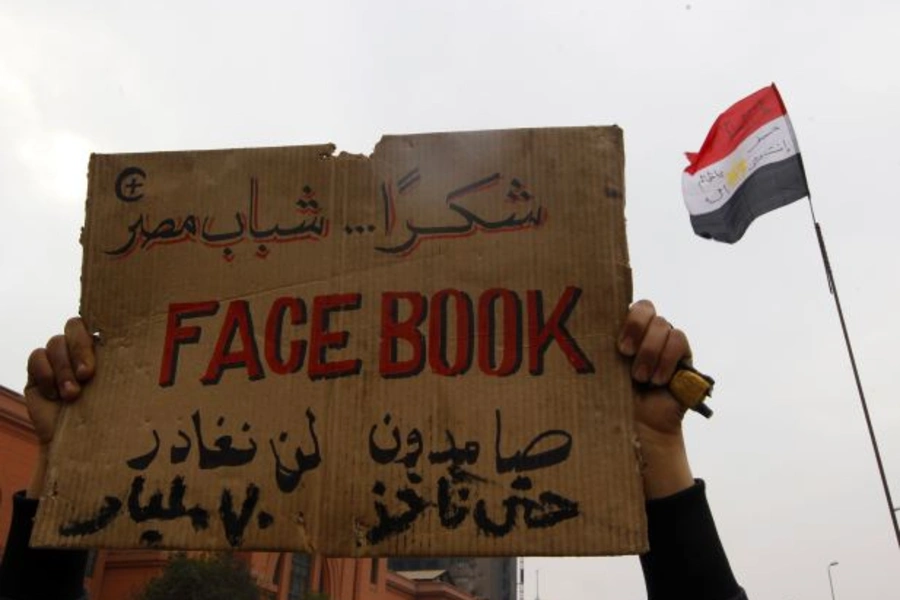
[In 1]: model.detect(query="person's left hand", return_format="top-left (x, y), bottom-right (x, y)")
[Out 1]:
top-left (617, 300), bottom-right (695, 499)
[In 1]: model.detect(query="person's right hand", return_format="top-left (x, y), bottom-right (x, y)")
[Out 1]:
top-left (23, 317), bottom-right (95, 497)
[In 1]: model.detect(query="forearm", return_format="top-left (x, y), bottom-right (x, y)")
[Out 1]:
top-left (1, 450), bottom-right (88, 599)
top-left (640, 480), bottom-right (746, 600)
top-left (0, 492), bottom-right (88, 600)
top-left (638, 426), bottom-right (694, 500)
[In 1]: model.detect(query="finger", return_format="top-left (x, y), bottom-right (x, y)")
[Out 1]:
top-left (618, 299), bottom-right (656, 356)
top-left (632, 316), bottom-right (671, 383)
top-left (26, 349), bottom-right (58, 400)
top-left (64, 317), bottom-right (95, 381)
top-left (651, 327), bottom-right (692, 385)
top-left (46, 335), bottom-right (80, 401)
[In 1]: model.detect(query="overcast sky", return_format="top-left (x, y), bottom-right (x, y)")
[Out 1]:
top-left (2, 1), bottom-right (899, 598)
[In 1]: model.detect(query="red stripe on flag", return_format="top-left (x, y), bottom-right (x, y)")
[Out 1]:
top-left (684, 84), bottom-right (788, 175)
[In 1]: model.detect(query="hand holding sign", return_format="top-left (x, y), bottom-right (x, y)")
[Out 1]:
top-left (617, 300), bottom-right (696, 500)
top-left (24, 318), bottom-right (96, 498)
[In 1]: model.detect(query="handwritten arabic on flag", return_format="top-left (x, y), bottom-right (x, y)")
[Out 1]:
top-left (682, 84), bottom-right (810, 243)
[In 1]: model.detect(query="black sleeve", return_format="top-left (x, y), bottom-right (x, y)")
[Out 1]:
top-left (0, 492), bottom-right (88, 600)
top-left (640, 480), bottom-right (747, 600)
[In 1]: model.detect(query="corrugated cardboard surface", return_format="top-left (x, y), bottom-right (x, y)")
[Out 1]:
top-left (33, 127), bottom-right (646, 555)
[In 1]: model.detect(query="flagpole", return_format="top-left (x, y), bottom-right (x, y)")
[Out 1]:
top-left (806, 196), bottom-right (900, 551)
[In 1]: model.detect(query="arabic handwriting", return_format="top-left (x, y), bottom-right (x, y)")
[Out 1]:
top-left (368, 413), bottom-right (402, 464)
top-left (436, 475), bottom-right (470, 529)
top-left (368, 414), bottom-right (428, 485)
top-left (62, 475), bottom-right (277, 547)
top-left (703, 186), bottom-right (727, 205)
top-left (107, 170), bottom-right (547, 260)
top-left (745, 125), bottom-right (782, 154)
top-left (364, 409), bottom-right (579, 544)
top-left (365, 482), bottom-right (430, 545)
top-left (381, 168), bottom-right (421, 236)
top-left (494, 409), bottom-right (572, 473)
top-left (219, 483), bottom-right (261, 547)
top-left (505, 178), bottom-right (534, 204)
top-left (295, 185), bottom-right (321, 215)
top-left (381, 182), bottom-right (397, 235)
top-left (257, 511), bottom-right (275, 529)
top-left (122, 409), bottom-right (323, 496)
top-left (699, 169), bottom-right (725, 185)
top-left (472, 490), bottom-right (579, 537)
top-left (105, 178), bottom-right (330, 260)
top-left (200, 212), bottom-right (246, 244)
top-left (376, 202), bottom-right (546, 256)
top-left (171, 430), bottom-right (192, 464)
top-left (192, 411), bottom-right (258, 470)
top-left (58, 496), bottom-right (124, 537)
top-left (61, 406), bottom-right (326, 546)
top-left (269, 409), bottom-right (322, 493)
top-left (140, 530), bottom-right (163, 546)
top-left (397, 167), bottom-right (421, 194)
top-left (127, 475), bottom-right (210, 531)
top-left (127, 430), bottom-right (161, 471)
top-left (748, 139), bottom-right (790, 171)
top-left (699, 124), bottom-right (795, 204)
top-left (375, 173), bottom-right (546, 256)
top-left (428, 429), bottom-right (480, 466)
top-left (399, 429), bottom-right (424, 469)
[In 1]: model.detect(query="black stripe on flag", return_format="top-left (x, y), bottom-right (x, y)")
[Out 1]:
top-left (690, 154), bottom-right (809, 243)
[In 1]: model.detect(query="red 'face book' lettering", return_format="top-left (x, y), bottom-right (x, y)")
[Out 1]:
top-left (159, 287), bottom-right (592, 386)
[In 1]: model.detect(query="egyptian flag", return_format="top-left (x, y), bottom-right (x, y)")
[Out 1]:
top-left (682, 84), bottom-right (809, 243)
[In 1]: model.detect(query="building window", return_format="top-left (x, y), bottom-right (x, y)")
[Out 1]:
top-left (370, 557), bottom-right (380, 585)
top-left (288, 554), bottom-right (310, 600)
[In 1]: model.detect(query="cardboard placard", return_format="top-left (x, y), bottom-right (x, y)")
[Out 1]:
top-left (33, 127), bottom-right (645, 556)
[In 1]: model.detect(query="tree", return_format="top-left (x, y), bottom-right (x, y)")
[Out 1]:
top-left (133, 552), bottom-right (260, 600)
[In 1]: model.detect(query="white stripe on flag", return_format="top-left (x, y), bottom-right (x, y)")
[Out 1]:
top-left (682, 115), bottom-right (801, 216)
